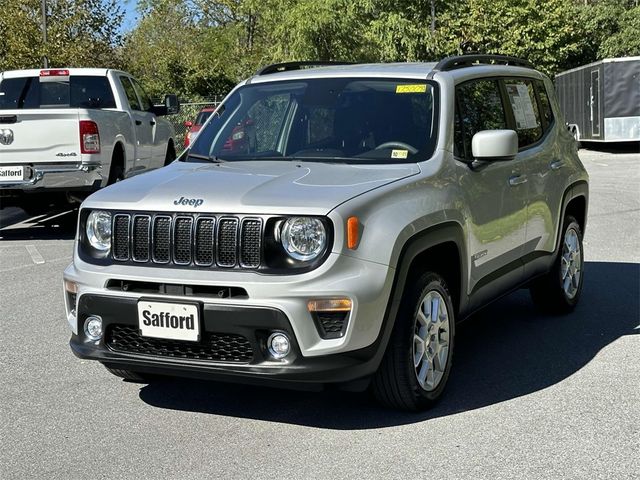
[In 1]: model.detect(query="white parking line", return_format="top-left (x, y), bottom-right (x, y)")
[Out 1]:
top-left (25, 245), bottom-right (45, 264)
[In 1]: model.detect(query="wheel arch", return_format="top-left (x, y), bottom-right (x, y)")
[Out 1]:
top-left (107, 141), bottom-right (126, 184)
top-left (355, 221), bottom-right (469, 378)
top-left (557, 181), bottom-right (589, 251)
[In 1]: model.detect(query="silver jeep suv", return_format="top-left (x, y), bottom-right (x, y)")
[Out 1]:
top-left (64, 55), bottom-right (589, 411)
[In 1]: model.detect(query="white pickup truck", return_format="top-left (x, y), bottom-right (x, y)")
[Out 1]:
top-left (0, 68), bottom-right (179, 207)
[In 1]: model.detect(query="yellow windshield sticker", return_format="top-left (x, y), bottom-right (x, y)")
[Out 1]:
top-left (396, 84), bottom-right (427, 94)
top-left (391, 149), bottom-right (408, 159)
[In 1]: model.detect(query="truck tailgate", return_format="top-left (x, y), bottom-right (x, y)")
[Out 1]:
top-left (0, 109), bottom-right (81, 164)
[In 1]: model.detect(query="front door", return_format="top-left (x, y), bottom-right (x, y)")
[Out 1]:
top-left (454, 78), bottom-right (527, 306)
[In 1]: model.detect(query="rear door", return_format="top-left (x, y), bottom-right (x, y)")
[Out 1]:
top-left (516, 78), bottom-right (567, 278)
top-left (130, 77), bottom-right (165, 167)
top-left (118, 75), bottom-right (152, 171)
top-left (590, 69), bottom-right (601, 138)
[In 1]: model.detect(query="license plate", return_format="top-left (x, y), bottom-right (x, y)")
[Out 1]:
top-left (138, 301), bottom-right (200, 342)
top-left (0, 166), bottom-right (24, 182)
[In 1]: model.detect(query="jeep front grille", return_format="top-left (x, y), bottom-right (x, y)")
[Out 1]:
top-left (111, 213), bottom-right (263, 269)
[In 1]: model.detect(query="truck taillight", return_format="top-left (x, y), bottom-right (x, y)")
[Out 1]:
top-left (80, 121), bottom-right (100, 154)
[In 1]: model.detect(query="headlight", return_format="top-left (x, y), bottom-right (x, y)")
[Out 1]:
top-left (280, 217), bottom-right (327, 261)
top-left (86, 210), bottom-right (112, 254)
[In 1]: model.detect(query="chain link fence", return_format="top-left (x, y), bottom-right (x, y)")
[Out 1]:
top-left (169, 98), bottom-right (224, 152)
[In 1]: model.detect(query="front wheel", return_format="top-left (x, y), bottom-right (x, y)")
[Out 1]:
top-left (530, 215), bottom-right (584, 313)
top-left (372, 272), bottom-right (455, 411)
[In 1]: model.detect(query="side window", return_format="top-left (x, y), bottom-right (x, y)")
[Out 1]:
top-left (130, 78), bottom-right (153, 111)
top-left (70, 76), bottom-right (116, 109)
top-left (454, 79), bottom-right (507, 160)
top-left (534, 79), bottom-right (554, 131)
top-left (119, 76), bottom-right (141, 111)
top-left (504, 79), bottom-right (543, 148)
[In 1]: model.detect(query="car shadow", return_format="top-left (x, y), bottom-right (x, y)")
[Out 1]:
top-left (138, 261), bottom-right (639, 429)
top-left (0, 205), bottom-right (78, 240)
top-left (580, 142), bottom-right (639, 154)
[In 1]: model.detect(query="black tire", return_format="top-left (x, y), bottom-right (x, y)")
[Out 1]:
top-left (530, 215), bottom-right (584, 313)
top-left (572, 127), bottom-right (582, 150)
top-left (107, 149), bottom-right (125, 185)
top-left (372, 272), bottom-right (455, 411)
top-left (164, 142), bottom-right (176, 166)
top-left (103, 365), bottom-right (150, 383)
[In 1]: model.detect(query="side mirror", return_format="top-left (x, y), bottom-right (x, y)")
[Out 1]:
top-left (164, 94), bottom-right (180, 115)
top-left (184, 121), bottom-right (193, 128)
top-left (471, 129), bottom-right (518, 161)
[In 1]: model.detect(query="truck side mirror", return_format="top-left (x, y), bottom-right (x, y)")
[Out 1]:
top-left (164, 94), bottom-right (180, 115)
top-left (471, 129), bottom-right (518, 161)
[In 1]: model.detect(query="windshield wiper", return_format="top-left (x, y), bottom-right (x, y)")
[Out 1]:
top-left (187, 152), bottom-right (225, 163)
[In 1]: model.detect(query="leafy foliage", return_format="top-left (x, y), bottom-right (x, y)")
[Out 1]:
top-left (1, 0), bottom-right (639, 98)
top-left (0, 0), bottom-right (124, 71)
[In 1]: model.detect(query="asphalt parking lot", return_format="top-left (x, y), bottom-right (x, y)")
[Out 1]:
top-left (1, 148), bottom-right (638, 479)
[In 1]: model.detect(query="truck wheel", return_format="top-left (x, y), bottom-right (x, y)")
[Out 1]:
top-left (572, 127), bottom-right (581, 149)
top-left (103, 365), bottom-right (151, 383)
top-left (164, 143), bottom-right (176, 166)
top-left (107, 147), bottom-right (125, 185)
top-left (530, 215), bottom-right (584, 313)
top-left (372, 272), bottom-right (455, 411)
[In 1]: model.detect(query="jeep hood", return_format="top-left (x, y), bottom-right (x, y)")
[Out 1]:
top-left (83, 160), bottom-right (420, 215)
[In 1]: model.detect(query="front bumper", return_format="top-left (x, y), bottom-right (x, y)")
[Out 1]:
top-left (70, 293), bottom-right (382, 388)
top-left (64, 251), bottom-right (396, 387)
top-left (0, 162), bottom-right (103, 192)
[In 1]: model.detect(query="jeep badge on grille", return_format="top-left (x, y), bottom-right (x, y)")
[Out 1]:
top-left (174, 196), bottom-right (204, 207)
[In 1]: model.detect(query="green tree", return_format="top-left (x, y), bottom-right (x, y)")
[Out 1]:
top-left (433, 0), bottom-right (585, 74)
top-left (598, 6), bottom-right (640, 57)
top-left (0, 0), bottom-right (124, 71)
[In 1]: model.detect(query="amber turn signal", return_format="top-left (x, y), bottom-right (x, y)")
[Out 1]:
top-left (347, 216), bottom-right (359, 249)
top-left (64, 280), bottom-right (78, 294)
top-left (307, 298), bottom-right (352, 312)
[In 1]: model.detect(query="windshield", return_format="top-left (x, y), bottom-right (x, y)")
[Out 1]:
top-left (189, 78), bottom-right (438, 163)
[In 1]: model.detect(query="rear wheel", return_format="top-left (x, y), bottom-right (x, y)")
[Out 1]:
top-left (164, 142), bottom-right (176, 166)
top-left (107, 148), bottom-right (125, 185)
top-left (572, 127), bottom-right (582, 149)
top-left (530, 215), bottom-right (584, 313)
top-left (372, 272), bottom-right (455, 411)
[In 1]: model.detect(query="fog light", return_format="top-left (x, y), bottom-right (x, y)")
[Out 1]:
top-left (268, 332), bottom-right (291, 359)
top-left (84, 316), bottom-right (103, 341)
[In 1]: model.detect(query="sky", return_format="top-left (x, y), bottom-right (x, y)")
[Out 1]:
top-left (121, 0), bottom-right (139, 33)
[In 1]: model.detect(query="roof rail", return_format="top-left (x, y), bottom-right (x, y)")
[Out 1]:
top-left (255, 61), bottom-right (355, 76)
top-left (433, 54), bottom-right (533, 72)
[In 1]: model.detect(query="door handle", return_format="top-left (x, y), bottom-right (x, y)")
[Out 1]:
top-left (150, 120), bottom-right (156, 126)
top-left (550, 160), bottom-right (565, 170)
top-left (509, 174), bottom-right (528, 187)
top-left (135, 120), bottom-right (142, 126)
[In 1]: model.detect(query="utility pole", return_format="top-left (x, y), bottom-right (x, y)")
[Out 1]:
top-left (41, 0), bottom-right (48, 68)
top-left (430, 0), bottom-right (435, 34)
